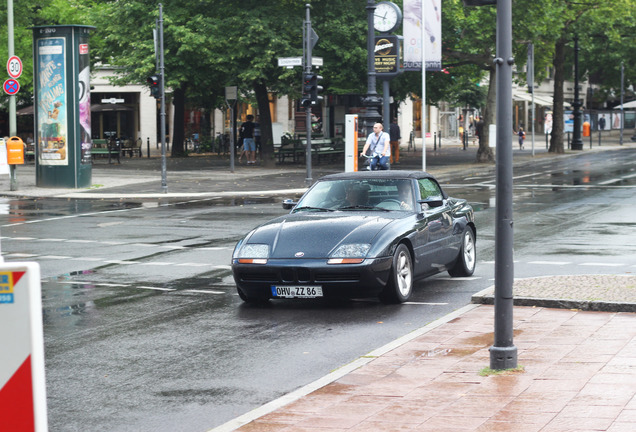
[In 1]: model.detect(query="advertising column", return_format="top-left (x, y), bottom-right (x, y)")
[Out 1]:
top-left (32, 25), bottom-right (94, 188)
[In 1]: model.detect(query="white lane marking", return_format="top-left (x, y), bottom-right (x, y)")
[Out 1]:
top-left (137, 286), bottom-right (176, 292)
top-left (4, 253), bottom-right (38, 257)
top-left (403, 302), bottom-right (448, 305)
top-left (13, 237), bottom-right (36, 240)
top-left (176, 262), bottom-right (211, 267)
top-left (183, 289), bottom-right (224, 295)
top-left (579, 262), bottom-right (625, 267)
top-left (138, 262), bottom-right (174, 266)
top-left (528, 261), bottom-right (571, 265)
top-left (65, 239), bottom-right (95, 243)
top-left (40, 255), bottom-right (72, 260)
top-left (436, 276), bottom-right (481, 281)
top-left (70, 257), bottom-right (103, 261)
top-left (104, 260), bottom-right (140, 265)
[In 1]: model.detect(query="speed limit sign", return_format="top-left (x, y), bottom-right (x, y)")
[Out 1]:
top-left (7, 56), bottom-right (22, 79)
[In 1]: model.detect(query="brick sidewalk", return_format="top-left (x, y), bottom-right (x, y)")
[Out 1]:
top-left (223, 304), bottom-right (636, 432)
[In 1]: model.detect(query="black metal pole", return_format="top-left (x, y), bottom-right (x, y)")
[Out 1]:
top-left (571, 36), bottom-right (583, 150)
top-left (362, 0), bottom-right (382, 138)
top-left (490, 0), bottom-right (517, 370)
top-left (159, 4), bottom-right (168, 192)
top-left (304, 4), bottom-right (313, 186)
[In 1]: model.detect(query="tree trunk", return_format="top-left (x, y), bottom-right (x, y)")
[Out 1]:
top-left (253, 81), bottom-right (274, 167)
top-left (476, 66), bottom-right (496, 163)
top-left (549, 37), bottom-right (566, 154)
top-left (171, 86), bottom-right (186, 157)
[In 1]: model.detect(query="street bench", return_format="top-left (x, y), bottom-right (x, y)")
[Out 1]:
top-left (92, 139), bottom-right (120, 164)
top-left (275, 138), bottom-right (345, 164)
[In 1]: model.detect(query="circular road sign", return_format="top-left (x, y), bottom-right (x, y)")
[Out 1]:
top-left (7, 56), bottom-right (22, 79)
top-left (3, 78), bottom-right (20, 95)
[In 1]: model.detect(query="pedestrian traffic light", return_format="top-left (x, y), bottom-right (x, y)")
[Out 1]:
top-left (310, 74), bottom-right (323, 104)
top-left (147, 75), bottom-right (161, 99)
top-left (301, 73), bottom-right (313, 107)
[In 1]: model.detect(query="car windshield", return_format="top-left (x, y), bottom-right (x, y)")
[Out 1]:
top-left (293, 178), bottom-right (415, 212)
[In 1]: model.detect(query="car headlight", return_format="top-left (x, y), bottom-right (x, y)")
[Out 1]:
top-left (236, 243), bottom-right (269, 264)
top-left (328, 243), bottom-right (370, 264)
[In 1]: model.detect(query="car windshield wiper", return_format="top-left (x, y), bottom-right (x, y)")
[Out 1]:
top-left (338, 205), bottom-right (390, 211)
top-left (293, 206), bottom-right (335, 212)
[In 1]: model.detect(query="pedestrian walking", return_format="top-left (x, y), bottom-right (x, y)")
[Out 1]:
top-left (389, 119), bottom-right (401, 164)
top-left (239, 114), bottom-right (256, 165)
top-left (517, 126), bottom-right (525, 150)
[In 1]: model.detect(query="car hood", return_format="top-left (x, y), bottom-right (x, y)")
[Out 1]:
top-left (244, 212), bottom-right (400, 259)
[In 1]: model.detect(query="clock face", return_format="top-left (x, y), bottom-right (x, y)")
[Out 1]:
top-left (374, 2), bottom-right (401, 33)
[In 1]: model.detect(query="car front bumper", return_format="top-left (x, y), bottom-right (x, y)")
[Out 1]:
top-left (232, 256), bottom-right (393, 299)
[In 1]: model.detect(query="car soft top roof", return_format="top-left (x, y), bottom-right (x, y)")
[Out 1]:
top-left (319, 171), bottom-right (436, 181)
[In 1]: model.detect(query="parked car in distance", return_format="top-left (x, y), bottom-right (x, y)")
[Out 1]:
top-left (232, 171), bottom-right (476, 304)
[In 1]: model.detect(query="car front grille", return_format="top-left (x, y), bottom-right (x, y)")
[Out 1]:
top-left (240, 268), bottom-right (361, 284)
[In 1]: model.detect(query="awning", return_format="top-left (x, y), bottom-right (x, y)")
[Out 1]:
top-left (90, 104), bottom-right (134, 112)
top-left (513, 92), bottom-right (553, 107)
top-left (15, 104), bottom-right (135, 116)
top-left (613, 100), bottom-right (636, 109)
top-left (17, 105), bottom-right (34, 116)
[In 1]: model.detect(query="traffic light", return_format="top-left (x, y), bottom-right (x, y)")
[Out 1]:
top-left (301, 73), bottom-right (324, 107)
top-left (310, 74), bottom-right (323, 103)
top-left (147, 75), bottom-right (161, 99)
top-left (301, 73), bottom-right (313, 107)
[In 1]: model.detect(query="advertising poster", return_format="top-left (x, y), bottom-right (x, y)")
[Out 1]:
top-left (403, 0), bottom-right (442, 71)
top-left (78, 42), bottom-right (92, 164)
top-left (36, 37), bottom-right (68, 166)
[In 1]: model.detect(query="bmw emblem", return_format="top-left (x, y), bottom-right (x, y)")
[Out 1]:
top-left (295, 251), bottom-right (305, 257)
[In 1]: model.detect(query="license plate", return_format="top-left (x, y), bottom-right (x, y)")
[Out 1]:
top-left (271, 285), bottom-right (323, 298)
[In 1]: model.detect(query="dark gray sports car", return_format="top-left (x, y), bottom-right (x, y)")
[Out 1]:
top-left (232, 171), bottom-right (476, 303)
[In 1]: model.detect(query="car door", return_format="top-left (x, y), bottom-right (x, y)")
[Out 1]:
top-left (413, 178), bottom-right (453, 273)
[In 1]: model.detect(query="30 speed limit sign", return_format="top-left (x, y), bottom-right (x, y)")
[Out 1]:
top-left (7, 56), bottom-right (22, 79)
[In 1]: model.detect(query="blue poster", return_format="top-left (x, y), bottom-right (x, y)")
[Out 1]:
top-left (36, 37), bottom-right (68, 166)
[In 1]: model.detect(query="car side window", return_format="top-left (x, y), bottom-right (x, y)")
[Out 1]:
top-left (418, 178), bottom-right (443, 201)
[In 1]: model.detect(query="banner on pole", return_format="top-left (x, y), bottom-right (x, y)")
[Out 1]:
top-left (403, 0), bottom-right (442, 71)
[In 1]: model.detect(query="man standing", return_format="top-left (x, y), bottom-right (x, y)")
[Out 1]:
top-left (239, 114), bottom-right (256, 165)
top-left (389, 118), bottom-right (401, 164)
top-left (360, 123), bottom-right (391, 170)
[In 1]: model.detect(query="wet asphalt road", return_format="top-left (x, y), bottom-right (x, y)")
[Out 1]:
top-left (1, 148), bottom-right (635, 431)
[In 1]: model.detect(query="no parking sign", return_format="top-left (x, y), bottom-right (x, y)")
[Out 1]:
top-left (0, 262), bottom-right (48, 431)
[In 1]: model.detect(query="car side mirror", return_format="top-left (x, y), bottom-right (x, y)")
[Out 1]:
top-left (282, 199), bottom-right (297, 210)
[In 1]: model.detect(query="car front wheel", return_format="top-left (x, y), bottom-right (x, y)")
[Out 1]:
top-left (380, 243), bottom-right (413, 304)
top-left (448, 227), bottom-right (476, 277)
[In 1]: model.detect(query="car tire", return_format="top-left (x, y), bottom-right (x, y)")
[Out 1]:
top-left (379, 243), bottom-right (413, 304)
top-left (448, 227), bottom-right (476, 277)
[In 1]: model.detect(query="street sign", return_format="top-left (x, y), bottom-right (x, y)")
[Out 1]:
top-left (225, 86), bottom-right (237, 101)
top-left (7, 56), bottom-right (22, 79)
top-left (3, 79), bottom-right (20, 95)
top-left (278, 57), bottom-right (302, 67)
top-left (312, 57), bottom-right (323, 67)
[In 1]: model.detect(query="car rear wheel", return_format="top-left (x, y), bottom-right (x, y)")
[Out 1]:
top-left (448, 227), bottom-right (476, 277)
top-left (380, 243), bottom-right (413, 303)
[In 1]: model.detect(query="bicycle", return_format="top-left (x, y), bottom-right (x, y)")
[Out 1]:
top-left (360, 153), bottom-right (390, 171)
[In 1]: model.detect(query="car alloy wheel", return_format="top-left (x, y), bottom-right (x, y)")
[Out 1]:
top-left (448, 227), bottom-right (476, 277)
top-left (380, 243), bottom-right (413, 303)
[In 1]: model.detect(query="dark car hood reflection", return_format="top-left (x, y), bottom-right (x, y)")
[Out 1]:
top-left (247, 213), bottom-right (403, 259)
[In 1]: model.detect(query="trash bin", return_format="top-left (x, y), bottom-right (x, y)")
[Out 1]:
top-left (7, 136), bottom-right (25, 165)
top-left (583, 121), bottom-right (591, 137)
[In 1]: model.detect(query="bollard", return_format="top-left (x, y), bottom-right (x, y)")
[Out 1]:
top-left (147, 137), bottom-right (151, 157)
top-left (598, 130), bottom-right (602, 146)
top-left (567, 131), bottom-right (571, 149)
top-left (439, 131), bottom-right (441, 149)
top-left (433, 131), bottom-right (437, 151)
top-left (546, 132), bottom-right (549, 149)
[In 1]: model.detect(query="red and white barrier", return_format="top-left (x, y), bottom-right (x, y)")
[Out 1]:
top-left (0, 262), bottom-right (48, 431)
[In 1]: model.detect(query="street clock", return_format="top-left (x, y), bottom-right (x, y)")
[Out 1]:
top-left (374, 1), bottom-right (402, 34)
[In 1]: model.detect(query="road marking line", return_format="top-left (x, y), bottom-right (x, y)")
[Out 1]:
top-left (176, 262), bottom-right (210, 267)
top-left (39, 255), bottom-right (72, 260)
top-left (579, 262), bottom-right (625, 267)
top-left (183, 289), bottom-right (224, 294)
top-left (137, 262), bottom-right (174, 266)
top-left (13, 237), bottom-right (36, 240)
top-left (403, 302), bottom-right (448, 305)
top-left (528, 261), bottom-right (571, 265)
top-left (137, 286), bottom-right (176, 292)
top-left (104, 260), bottom-right (139, 265)
top-left (70, 257), bottom-right (103, 261)
top-left (4, 253), bottom-right (38, 257)
top-left (65, 239), bottom-right (95, 243)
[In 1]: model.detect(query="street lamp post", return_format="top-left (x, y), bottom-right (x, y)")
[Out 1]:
top-left (571, 36), bottom-right (584, 151)
top-left (362, 0), bottom-right (383, 139)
